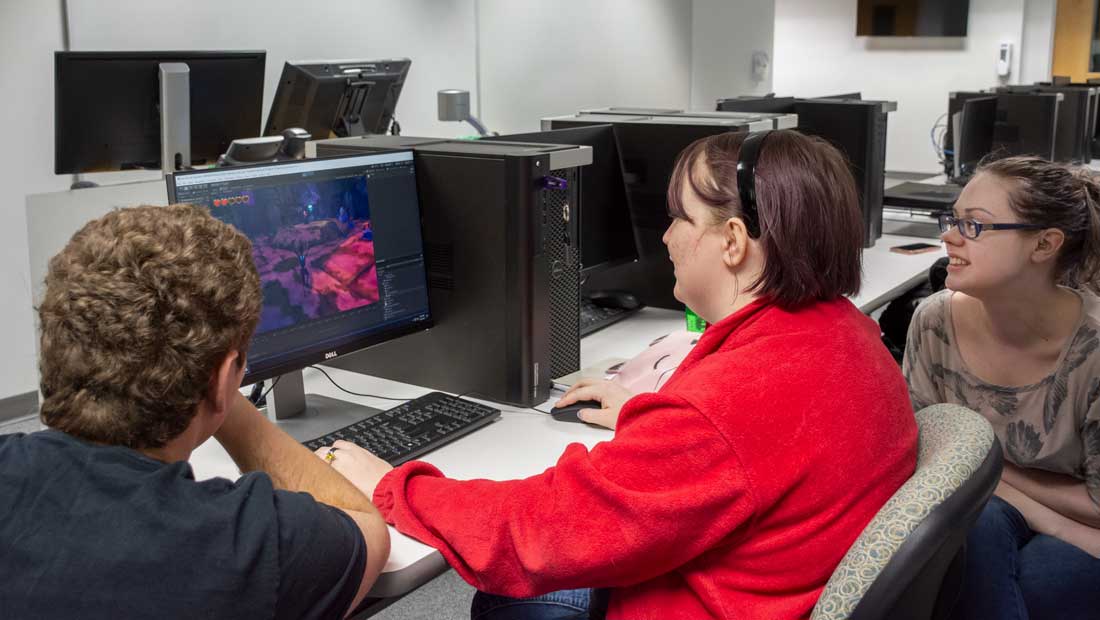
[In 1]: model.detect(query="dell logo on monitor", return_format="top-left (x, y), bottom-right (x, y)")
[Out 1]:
top-left (324, 351), bottom-right (337, 360)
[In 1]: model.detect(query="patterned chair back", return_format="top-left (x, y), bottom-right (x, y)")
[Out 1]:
top-left (811, 404), bottom-right (1002, 620)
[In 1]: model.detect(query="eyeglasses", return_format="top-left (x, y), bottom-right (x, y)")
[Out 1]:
top-left (937, 214), bottom-right (1045, 240)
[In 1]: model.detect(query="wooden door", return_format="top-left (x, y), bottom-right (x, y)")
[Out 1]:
top-left (1053, 0), bottom-right (1100, 81)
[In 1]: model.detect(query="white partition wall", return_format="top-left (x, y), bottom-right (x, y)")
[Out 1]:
top-left (691, 0), bottom-right (776, 109)
top-left (773, 0), bottom-right (1056, 174)
top-left (66, 0), bottom-right (480, 139)
top-left (476, 0), bottom-right (693, 134)
top-left (0, 1), bottom-right (66, 404)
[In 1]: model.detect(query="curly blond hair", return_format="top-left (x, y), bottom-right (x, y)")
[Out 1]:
top-left (37, 204), bottom-right (261, 449)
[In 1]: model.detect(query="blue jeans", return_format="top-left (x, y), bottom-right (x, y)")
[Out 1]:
top-left (471, 588), bottom-right (610, 620)
top-left (954, 495), bottom-right (1100, 620)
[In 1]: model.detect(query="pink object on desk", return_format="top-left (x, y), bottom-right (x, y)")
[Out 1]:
top-left (608, 329), bottom-right (701, 393)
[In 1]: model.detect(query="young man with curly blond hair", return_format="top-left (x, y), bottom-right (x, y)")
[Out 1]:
top-left (0, 205), bottom-right (389, 620)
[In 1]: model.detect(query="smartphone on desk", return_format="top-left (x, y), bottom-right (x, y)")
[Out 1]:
top-left (890, 242), bottom-right (940, 255)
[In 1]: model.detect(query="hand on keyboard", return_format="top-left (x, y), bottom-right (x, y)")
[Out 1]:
top-left (313, 440), bottom-right (393, 498)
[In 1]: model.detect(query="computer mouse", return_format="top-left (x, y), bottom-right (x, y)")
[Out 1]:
top-left (587, 290), bottom-right (641, 311)
top-left (549, 400), bottom-right (603, 424)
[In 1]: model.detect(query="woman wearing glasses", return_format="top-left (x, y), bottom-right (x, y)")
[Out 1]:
top-left (904, 156), bottom-right (1100, 620)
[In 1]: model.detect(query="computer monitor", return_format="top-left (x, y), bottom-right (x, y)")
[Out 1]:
top-left (544, 115), bottom-right (757, 309)
top-left (713, 96), bottom-right (797, 114)
top-left (1058, 83), bottom-right (1100, 159)
top-left (264, 58), bottom-right (411, 139)
top-left (482, 125), bottom-right (638, 275)
top-left (999, 85), bottom-right (1091, 162)
top-left (992, 92), bottom-right (1061, 161)
top-left (54, 51), bottom-right (266, 173)
top-left (167, 151), bottom-right (432, 418)
top-left (944, 91), bottom-right (994, 176)
top-left (953, 96), bottom-right (997, 179)
top-left (718, 96), bottom-right (891, 249)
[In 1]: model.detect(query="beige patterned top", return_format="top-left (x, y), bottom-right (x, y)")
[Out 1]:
top-left (903, 289), bottom-right (1100, 507)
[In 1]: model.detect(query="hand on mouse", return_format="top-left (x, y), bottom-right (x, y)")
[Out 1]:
top-left (555, 379), bottom-right (635, 430)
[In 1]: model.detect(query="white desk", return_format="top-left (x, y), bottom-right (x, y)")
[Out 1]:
top-left (188, 233), bottom-right (945, 604)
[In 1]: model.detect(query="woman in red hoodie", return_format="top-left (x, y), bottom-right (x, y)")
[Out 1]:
top-left (321, 130), bottom-right (918, 620)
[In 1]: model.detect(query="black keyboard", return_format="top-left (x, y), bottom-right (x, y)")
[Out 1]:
top-left (579, 297), bottom-right (639, 336)
top-left (302, 392), bottom-right (501, 465)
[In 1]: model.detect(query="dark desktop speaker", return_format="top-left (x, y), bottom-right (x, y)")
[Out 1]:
top-left (312, 136), bottom-right (589, 407)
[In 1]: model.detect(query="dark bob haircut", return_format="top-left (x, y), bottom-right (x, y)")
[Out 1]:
top-left (666, 130), bottom-right (864, 309)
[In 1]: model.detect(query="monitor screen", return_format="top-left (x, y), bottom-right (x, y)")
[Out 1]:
top-left (992, 93), bottom-right (1060, 161)
top-left (483, 125), bottom-right (638, 274)
top-left (168, 152), bottom-right (432, 384)
top-left (956, 96), bottom-right (997, 177)
top-left (55, 51), bottom-right (266, 173)
top-left (264, 58), bottom-right (411, 139)
top-left (856, 0), bottom-right (970, 36)
top-left (719, 97), bottom-right (886, 245)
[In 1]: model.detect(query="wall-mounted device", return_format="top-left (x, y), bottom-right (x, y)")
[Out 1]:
top-left (751, 51), bottom-right (770, 83)
top-left (997, 42), bottom-right (1012, 78)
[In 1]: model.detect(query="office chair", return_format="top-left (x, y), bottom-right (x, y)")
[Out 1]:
top-left (811, 404), bottom-right (1003, 620)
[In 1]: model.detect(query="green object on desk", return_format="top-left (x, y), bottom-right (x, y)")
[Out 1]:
top-left (685, 307), bottom-right (707, 333)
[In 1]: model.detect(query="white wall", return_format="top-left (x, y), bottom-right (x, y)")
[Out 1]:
top-left (1021, 0), bottom-right (1057, 84)
top-left (774, 0), bottom-right (1052, 173)
top-left (477, 0), bottom-right (693, 134)
top-left (0, 1), bottom-right (67, 402)
top-left (690, 0), bottom-right (775, 109)
top-left (66, 0), bottom-right (480, 140)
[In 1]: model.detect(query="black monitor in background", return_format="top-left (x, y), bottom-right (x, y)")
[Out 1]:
top-left (718, 96), bottom-right (890, 250)
top-left (944, 91), bottom-right (994, 176)
top-left (1039, 83), bottom-right (1098, 160)
top-left (482, 125), bottom-right (638, 275)
top-left (713, 96), bottom-right (797, 114)
top-left (167, 151), bottom-right (432, 418)
top-left (264, 58), bottom-right (411, 139)
top-left (55, 50), bottom-right (265, 173)
top-left (954, 96), bottom-right (997, 179)
top-left (1044, 87), bottom-right (1091, 162)
top-left (992, 92), bottom-right (1061, 161)
top-left (544, 115), bottom-right (761, 309)
top-left (999, 85), bottom-right (1091, 162)
top-left (857, 0), bottom-right (970, 36)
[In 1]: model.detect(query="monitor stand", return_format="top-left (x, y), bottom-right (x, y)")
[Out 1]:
top-left (264, 369), bottom-right (383, 442)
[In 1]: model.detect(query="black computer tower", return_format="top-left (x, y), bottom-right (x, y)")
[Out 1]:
top-left (717, 96), bottom-right (894, 250)
top-left (312, 136), bottom-right (591, 407)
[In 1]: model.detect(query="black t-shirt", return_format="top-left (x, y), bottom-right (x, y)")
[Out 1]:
top-left (0, 430), bottom-right (366, 619)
